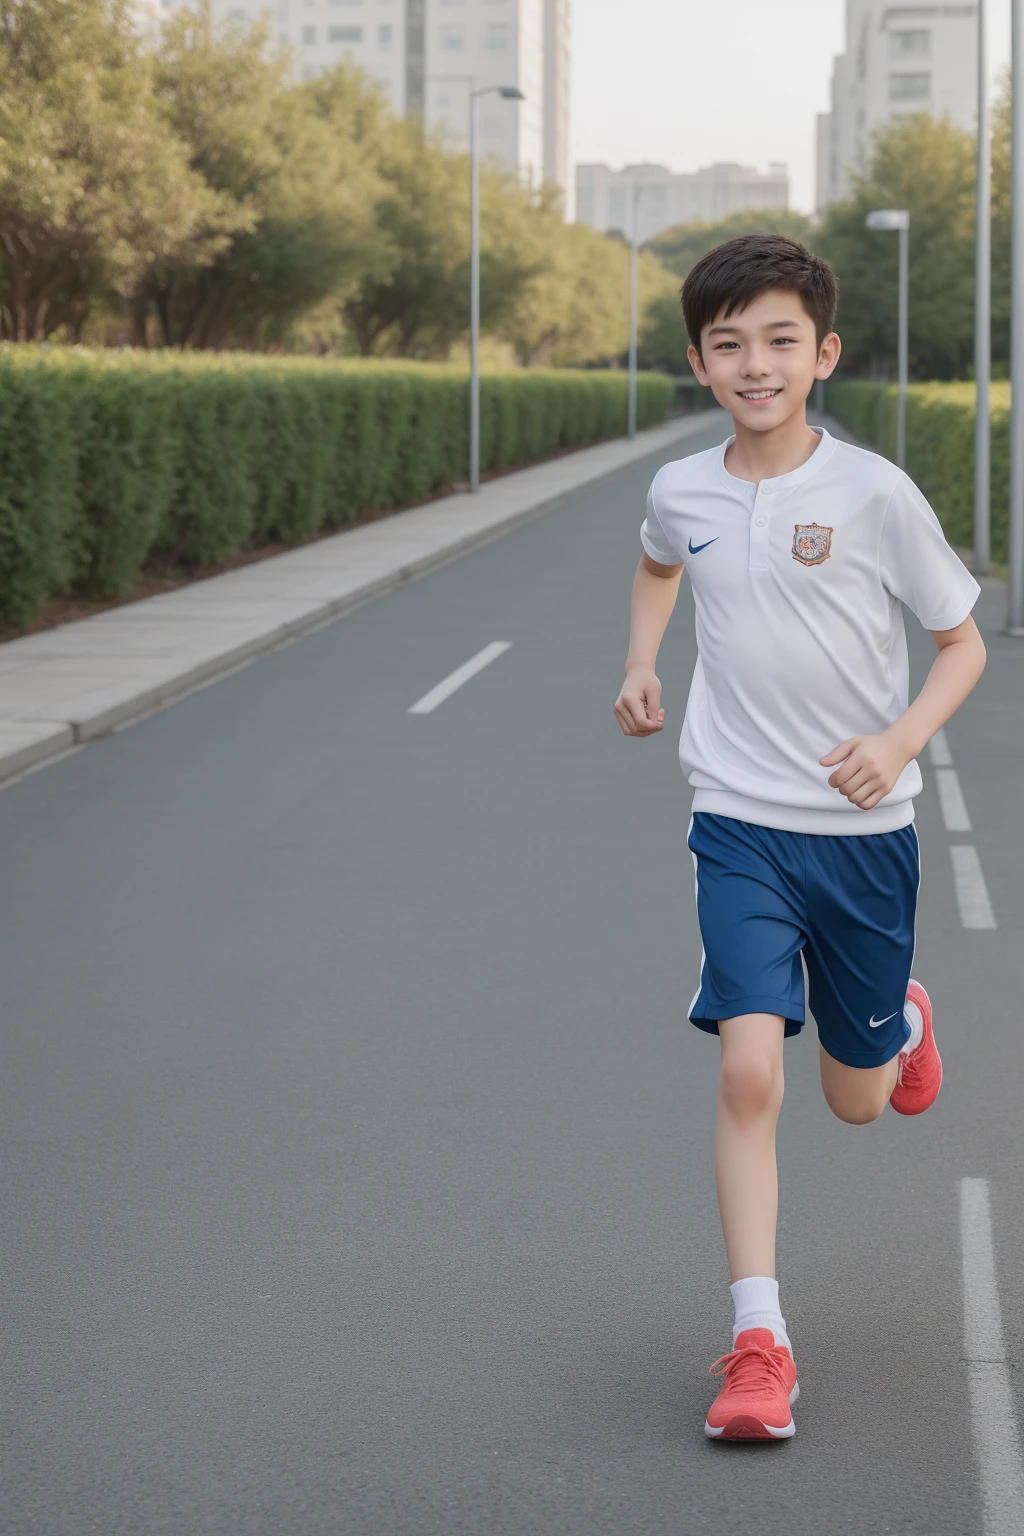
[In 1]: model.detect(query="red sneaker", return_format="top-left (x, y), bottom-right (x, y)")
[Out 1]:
top-left (704, 1328), bottom-right (798, 1441)
top-left (890, 980), bottom-right (942, 1117)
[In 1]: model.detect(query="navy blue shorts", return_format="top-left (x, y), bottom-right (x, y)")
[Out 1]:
top-left (687, 813), bottom-right (919, 1069)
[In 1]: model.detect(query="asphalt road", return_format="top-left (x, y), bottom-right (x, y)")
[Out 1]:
top-left (3, 418), bottom-right (1023, 1536)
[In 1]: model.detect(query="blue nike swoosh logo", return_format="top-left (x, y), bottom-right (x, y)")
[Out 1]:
top-left (688, 537), bottom-right (719, 554)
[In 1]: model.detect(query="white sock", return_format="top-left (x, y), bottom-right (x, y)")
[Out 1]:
top-left (902, 998), bottom-right (924, 1056)
top-left (730, 1275), bottom-right (791, 1353)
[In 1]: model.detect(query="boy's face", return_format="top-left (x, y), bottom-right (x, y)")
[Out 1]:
top-left (687, 287), bottom-right (840, 432)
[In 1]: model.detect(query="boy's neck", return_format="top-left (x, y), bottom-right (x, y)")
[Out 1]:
top-left (723, 406), bottom-right (821, 485)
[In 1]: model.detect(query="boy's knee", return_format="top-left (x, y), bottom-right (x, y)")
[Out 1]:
top-left (822, 1085), bottom-right (889, 1125)
top-left (719, 1050), bottom-right (782, 1121)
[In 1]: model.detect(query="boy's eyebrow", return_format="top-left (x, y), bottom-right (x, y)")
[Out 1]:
top-left (707, 318), bottom-right (804, 336)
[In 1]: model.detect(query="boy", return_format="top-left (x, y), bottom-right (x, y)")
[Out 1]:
top-left (613, 235), bottom-right (986, 1442)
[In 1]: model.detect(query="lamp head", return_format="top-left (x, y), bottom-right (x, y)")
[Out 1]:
top-left (498, 86), bottom-right (525, 100)
top-left (866, 209), bottom-right (910, 232)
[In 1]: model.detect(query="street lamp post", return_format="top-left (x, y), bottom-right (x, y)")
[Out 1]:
top-left (469, 90), bottom-right (482, 492)
top-left (866, 208), bottom-right (910, 469)
top-left (469, 84), bottom-right (524, 492)
top-left (1008, 0), bottom-right (1024, 633)
top-left (628, 180), bottom-right (640, 439)
top-left (425, 77), bottom-right (524, 494)
top-left (975, 0), bottom-right (991, 576)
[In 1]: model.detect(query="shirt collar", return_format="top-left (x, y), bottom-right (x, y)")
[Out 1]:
top-left (715, 427), bottom-right (838, 495)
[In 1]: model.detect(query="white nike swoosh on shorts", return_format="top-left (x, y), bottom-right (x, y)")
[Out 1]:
top-left (869, 1011), bottom-right (900, 1028)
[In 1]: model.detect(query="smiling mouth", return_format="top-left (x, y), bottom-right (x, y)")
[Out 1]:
top-left (738, 388), bottom-right (783, 400)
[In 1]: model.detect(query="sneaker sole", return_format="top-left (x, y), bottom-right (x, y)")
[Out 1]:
top-left (705, 1384), bottom-right (799, 1441)
top-left (705, 1414), bottom-right (795, 1440)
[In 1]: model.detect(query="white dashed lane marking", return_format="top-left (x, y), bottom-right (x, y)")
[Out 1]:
top-left (960, 1179), bottom-right (1024, 1534)
top-left (936, 768), bottom-right (972, 833)
top-left (928, 726), bottom-right (954, 767)
top-left (408, 642), bottom-right (512, 715)
top-left (950, 846), bottom-right (998, 930)
top-left (926, 728), bottom-right (996, 929)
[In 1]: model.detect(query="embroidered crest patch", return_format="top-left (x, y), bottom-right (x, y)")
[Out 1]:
top-left (792, 523), bottom-right (833, 566)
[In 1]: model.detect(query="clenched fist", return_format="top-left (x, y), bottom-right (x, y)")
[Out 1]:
top-left (614, 666), bottom-right (666, 738)
top-left (820, 729), bottom-right (913, 810)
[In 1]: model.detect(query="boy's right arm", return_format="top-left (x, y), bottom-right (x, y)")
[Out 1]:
top-left (614, 552), bottom-right (685, 737)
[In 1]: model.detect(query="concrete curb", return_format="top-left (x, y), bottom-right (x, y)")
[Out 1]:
top-left (0, 412), bottom-right (723, 787)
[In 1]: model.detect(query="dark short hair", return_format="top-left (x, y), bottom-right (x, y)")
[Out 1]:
top-left (681, 234), bottom-right (839, 355)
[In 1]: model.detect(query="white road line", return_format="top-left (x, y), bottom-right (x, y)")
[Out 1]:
top-left (927, 733), bottom-right (994, 928)
top-left (951, 846), bottom-right (998, 930)
top-left (928, 726), bottom-right (954, 767)
top-left (960, 1179), bottom-right (1024, 1535)
top-left (408, 642), bottom-right (512, 715)
top-left (936, 767), bottom-right (973, 832)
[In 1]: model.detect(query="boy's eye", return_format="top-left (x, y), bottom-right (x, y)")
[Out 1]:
top-left (771, 337), bottom-right (796, 346)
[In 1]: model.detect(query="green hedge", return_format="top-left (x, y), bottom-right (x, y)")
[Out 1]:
top-left (824, 378), bottom-right (1011, 565)
top-left (0, 348), bottom-right (675, 628)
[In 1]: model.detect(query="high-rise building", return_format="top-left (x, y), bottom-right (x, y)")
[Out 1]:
top-left (575, 161), bottom-right (790, 246)
top-left (543, 0), bottom-right (571, 208)
top-left (155, 0), bottom-right (571, 207)
top-left (424, 0), bottom-right (546, 194)
top-left (816, 2), bottom-right (979, 211)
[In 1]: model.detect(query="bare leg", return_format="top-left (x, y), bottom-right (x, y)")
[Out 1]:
top-left (818, 1044), bottom-right (899, 1124)
top-left (716, 1014), bottom-right (786, 1282)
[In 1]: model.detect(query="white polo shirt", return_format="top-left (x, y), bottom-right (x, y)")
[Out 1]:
top-left (640, 429), bottom-right (980, 835)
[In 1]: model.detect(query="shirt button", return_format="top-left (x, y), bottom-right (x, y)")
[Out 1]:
top-left (763, 486), bottom-right (775, 495)
top-left (756, 518), bottom-right (766, 527)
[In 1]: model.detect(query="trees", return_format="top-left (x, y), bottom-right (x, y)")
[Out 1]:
top-left (817, 115), bottom-right (977, 379)
top-left (499, 219), bottom-right (677, 368)
top-left (340, 122), bottom-right (475, 358)
top-left (0, 0), bottom-right (226, 341)
top-left (499, 214), bottom-right (619, 366)
top-left (649, 209), bottom-right (816, 281)
top-left (0, 4), bottom-right (683, 368)
top-left (817, 87), bottom-right (1013, 380)
top-left (0, 5), bottom-right (387, 350)
top-left (139, 17), bottom-right (383, 348)
top-left (337, 119), bottom-right (547, 360)
top-left (638, 293), bottom-right (689, 376)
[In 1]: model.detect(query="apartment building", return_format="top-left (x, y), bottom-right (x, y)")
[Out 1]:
top-left (816, 3), bottom-right (979, 210)
top-left (155, 0), bottom-right (571, 205)
top-left (575, 160), bottom-right (790, 246)
top-left (425, 0), bottom-right (545, 192)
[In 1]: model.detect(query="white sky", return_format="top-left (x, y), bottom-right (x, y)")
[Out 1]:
top-left (571, 0), bottom-right (1013, 214)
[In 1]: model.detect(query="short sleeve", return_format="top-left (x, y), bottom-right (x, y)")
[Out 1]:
top-left (879, 474), bottom-right (980, 631)
top-left (640, 478), bottom-right (683, 566)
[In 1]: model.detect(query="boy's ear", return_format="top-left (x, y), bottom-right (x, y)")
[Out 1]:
top-left (815, 331), bottom-right (842, 379)
top-left (688, 343), bottom-right (710, 386)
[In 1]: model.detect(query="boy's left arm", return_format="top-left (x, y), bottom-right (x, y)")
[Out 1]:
top-left (821, 616), bottom-right (987, 811)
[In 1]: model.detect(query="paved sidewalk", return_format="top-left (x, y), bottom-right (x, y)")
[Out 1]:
top-left (0, 412), bottom-right (722, 785)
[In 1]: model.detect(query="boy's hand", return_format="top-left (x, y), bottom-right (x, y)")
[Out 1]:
top-left (820, 728), bottom-right (913, 810)
top-left (615, 667), bottom-right (665, 737)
